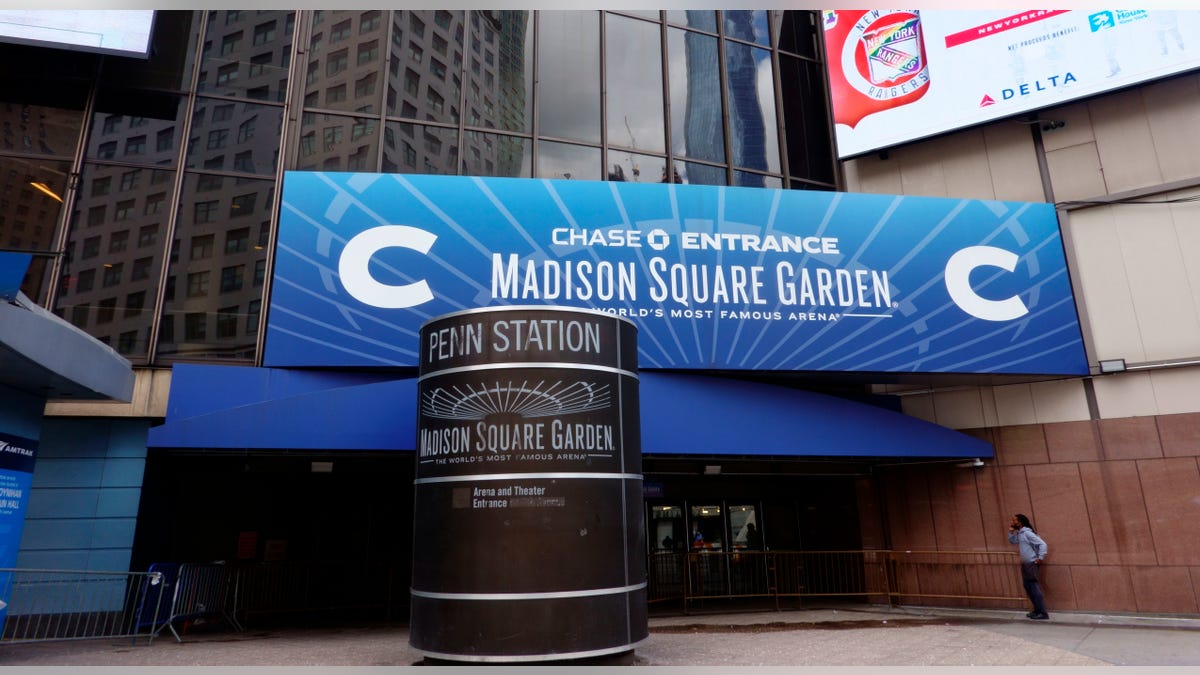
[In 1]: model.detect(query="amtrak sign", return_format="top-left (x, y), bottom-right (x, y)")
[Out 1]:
top-left (267, 173), bottom-right (1088, 375)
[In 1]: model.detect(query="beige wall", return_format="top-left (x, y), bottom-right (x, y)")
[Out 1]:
top-left (845, 75), bottom-right (1200, 614)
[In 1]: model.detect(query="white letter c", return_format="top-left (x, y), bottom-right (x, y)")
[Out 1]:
top-left (944, 246), bottom-right (1029, 322)
top-left (339, 225), bottom-right (437, 309)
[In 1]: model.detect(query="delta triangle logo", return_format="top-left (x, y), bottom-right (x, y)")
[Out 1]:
top-left (979, 94), bottom-right (996, 107)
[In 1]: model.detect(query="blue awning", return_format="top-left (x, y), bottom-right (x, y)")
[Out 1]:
top-left (149, 364), bottom-right (992, 459)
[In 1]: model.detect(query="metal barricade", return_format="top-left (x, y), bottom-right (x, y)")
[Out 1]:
top-left (0, 567), bottom-right (166, 643)
top-left (646, 549), bottom-right (1027, 613)
top-left (153, 562), bottom-right (244, 642)
top-left (883, 549), bottom-right (1026, 608)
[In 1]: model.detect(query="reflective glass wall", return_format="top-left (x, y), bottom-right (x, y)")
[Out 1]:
top-left (0, 9), bottom-right (835, 367)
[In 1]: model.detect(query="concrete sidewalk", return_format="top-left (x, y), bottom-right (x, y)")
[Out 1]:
top-left (1, 605), bottom-right (1198, 667)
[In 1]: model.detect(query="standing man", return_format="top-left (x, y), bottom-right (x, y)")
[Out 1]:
top-left (1008, 514), bottom-right (1049, 620)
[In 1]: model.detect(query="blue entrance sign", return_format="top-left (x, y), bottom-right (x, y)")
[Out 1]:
top-left (267, 173), bottom-right (1087, 375)
top-left (0, 431), bottom-right (36, 624)
top-left (0, 252), bottom-right (31, 301)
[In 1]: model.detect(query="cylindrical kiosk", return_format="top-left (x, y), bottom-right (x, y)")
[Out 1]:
top-left (410, 306), bottom-right (645, 662)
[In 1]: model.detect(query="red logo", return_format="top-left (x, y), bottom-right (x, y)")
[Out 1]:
top-left (979, 94), bottom-right (996, 107)
top-left (824, 10), bottom-right (932, 128)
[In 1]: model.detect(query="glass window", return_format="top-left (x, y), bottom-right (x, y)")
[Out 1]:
top-left (118, 330), bottom-right (139, 355)
top-left (301, 114), bottom-right (382, 172)
top-left (535, 140), bottom-right (600, 181)
top-left (194, 200), bottom-right (220, 223)
top-left (131, 256), bottom-right (154, 281)
top-left (82, 236), bottom-right (102, 259)
top-left (666, 10), bottom-right (717, 32)
top-left (605, 14), bottom-right (666, 154)
top-left (92, 176), bottom-right (112, 197)
top-left (607, 150), bottom-right (667, 185)
top-left (114, 199), bottom-right (135, 221)
top-left (724, 10), bottom-right (771, 46)
top-left (102, 263), bottom-right (123, 288)
top-left (187, 270), bottom-right (210, 297)
top-left (537, 12), bottom-right (600, 142)
top-left (690, 504), bottom-right (724, 551)
top-left (71, 303), bottom-right (90, 328)
top-left (381, 122), bottom-right (457, 175)
top-left (200, 11), bottom-right (293, 101)
top-left (220, 265), bottom-right (244, 293)
top-left (124, 290), bottom-right (146, 318)
top-left (125, 135), bottom-right (147, 156)
top-left (225, 227), bottom-right (251, 253)
top-left (217, 306), bottom-right (240, 338)
top-left (188, 100), bottom-right (282, 174)
top-left (462, 132), bottom-right (530, 178)
top-left (76, 268), bottom-right (96, 292)
top-left (238, 116), bottom-right (257, 143)
top-left (184, 312), bottom-right (207, 340)
top-left (729, 504), bottom-right (761, 550)
top-left (253, 20), bottom-right (277, 46)
top-left (724, 42), bottom-right (780, 174)
top-left (357, 40), bottom-right (379, 66)
top-left (138, 224), bottom-right (159, 247)
top-left (109, 230), bottom-right (129, 253)
top-left (676, 160), bottom-right (727, 186)
top-left (668, 28), bottom-right (725, 164)
top-left (649, 505), bottom-right (686, 552)
top-left (774, 10), bottom-right (818, 58)
top-left (158, 174), bottom-right (272, 364)
top-left (246, 299), bottom-right (261, 334)
top-left (327, 48), bottom-right (349, 76)
top-left (779, 55), bottom-right (835, 186)
top-left (156, 128), bottom-right (175, 152)
top-left (97, 297), bottom-right (117, 324)
top-left (360, 10), bottom-right (382, 34)
top-left (191, 234), bottom-right (215, 260)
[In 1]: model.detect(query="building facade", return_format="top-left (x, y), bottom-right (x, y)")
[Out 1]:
top-left (2, 9), bottom-right (1198, 618)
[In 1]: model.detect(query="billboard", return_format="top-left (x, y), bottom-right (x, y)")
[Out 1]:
top-left (268, 172), bottom-right (1088, 376)
top-left (824, 9), bottom-right (1200, 158)
top-left (0, 10), bottom-right (154, 58)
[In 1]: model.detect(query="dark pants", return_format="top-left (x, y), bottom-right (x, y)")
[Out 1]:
top-left (1021, 561), bottom-right (1047, 616)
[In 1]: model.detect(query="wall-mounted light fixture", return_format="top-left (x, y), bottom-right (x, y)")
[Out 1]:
top-left (703, 465), bottom-right (721, 475)
top-left (1099, 358), bottom-right (1127, 374)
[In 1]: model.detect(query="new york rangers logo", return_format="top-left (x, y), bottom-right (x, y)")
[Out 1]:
top-left (825, 10), bottom-right (931, 128)
top-left (862, 17), bottom-right (924, 88)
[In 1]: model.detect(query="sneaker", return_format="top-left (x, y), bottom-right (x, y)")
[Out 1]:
top-left (1030, 613), bottom-right (1050, 621)
top-left (1026, 611), bottom-right (1036, 618)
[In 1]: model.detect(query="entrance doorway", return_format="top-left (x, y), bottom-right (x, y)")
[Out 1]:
top-left (643, 461), bottom-right (867, 606)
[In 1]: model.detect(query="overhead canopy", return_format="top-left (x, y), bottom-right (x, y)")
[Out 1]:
top-left (149, 365), bottom-right (991, 460)
top-left (0, 290), bottom-right (134, 401)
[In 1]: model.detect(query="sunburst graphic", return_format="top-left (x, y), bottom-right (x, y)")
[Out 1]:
top-left (420, 380), bottom-right (612, 420)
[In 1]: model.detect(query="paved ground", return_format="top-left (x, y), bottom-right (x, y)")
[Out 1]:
top-left (2, 605), bottom-right (1198, 667)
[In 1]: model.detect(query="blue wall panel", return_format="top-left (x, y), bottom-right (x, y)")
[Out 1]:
top-left (17, 418), bottom-right (148, 572)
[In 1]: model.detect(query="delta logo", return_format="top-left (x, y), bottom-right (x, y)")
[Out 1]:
top-left (980, 72), bottom-right (1077, 107)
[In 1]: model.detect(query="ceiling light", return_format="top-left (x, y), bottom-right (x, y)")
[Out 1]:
top-left (30, 182), bottom-right (63, 203)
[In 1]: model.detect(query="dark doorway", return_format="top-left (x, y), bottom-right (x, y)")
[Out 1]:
top-left (132, 449), bottom-right (414, 625)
